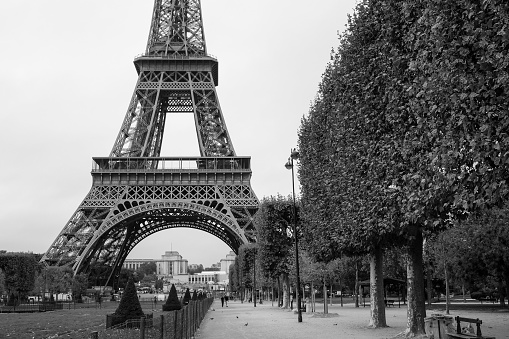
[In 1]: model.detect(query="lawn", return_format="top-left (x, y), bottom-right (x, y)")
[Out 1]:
top-left (0, 301), bottom-right (163, 339)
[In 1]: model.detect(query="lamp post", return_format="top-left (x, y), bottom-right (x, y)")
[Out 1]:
top-left (285, 149), bottom-right (302, 323)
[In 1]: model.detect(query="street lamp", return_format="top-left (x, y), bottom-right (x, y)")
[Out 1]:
top-left (285, 149), bottom-right (302, 323)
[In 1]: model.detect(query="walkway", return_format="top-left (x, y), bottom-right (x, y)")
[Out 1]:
top-left (194, 300), bottom-right (409, 339)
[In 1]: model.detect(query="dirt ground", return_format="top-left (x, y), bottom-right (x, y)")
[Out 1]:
top-left (195, 299), bottom-right (509, 339)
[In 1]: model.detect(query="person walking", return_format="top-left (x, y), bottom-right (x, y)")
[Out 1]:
top-left (220, 295), bottom-right (224, 307)
top-left (225, 295), bottom-right (229, 307)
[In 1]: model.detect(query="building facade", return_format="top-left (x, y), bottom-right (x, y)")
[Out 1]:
top-left (122, 259), bottom-right (156, 271)
top-left (123, 251), bottom-right (235, 289)
top-left (220, 251), bottom-right (236, 274)
top-left (156, 251), bottom-right (188, 277)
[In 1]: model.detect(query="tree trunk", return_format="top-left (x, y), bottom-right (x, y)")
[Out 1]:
top-left (503, 269), bottom-right (509, 308)
top-left (444, 266), bottom-right (450, 315)
top-left (405, 227), bottom-right (427, 336)
top-left (426, 260), bottom-right (432, 306)
top-left (281, 273), bottom-right (289, 309)
top-left (277, 276), bottom-right (281, 307)
top-left (323, 280), bottom-right (328, 314)
top-left (330, 283), bottom-right (333, 306)
top-left (462, 284), bottom-right (466, 303)
top-left (368, 243), bottom-right (387, 328)
top-left (271, 281), bottom-right (274, 307)
top-left (311, 281), bottom-right (315, 312)
top-left (498, 275), bottom-right (506, 307)
top-left (355, 261), bottom-right (360, 308)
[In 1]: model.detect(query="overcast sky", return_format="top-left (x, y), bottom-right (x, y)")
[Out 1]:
top-left (0, 0), bottom-right (358, 268)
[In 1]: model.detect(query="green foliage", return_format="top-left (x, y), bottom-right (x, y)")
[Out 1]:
top-left (44, 266), bottom-right (74, 299)
top-left (192, 289), bottom-right (197, 301)
top-left (88, 264), bottom-right (112, 287)
top-left (255, 195), bottom-right (295, 280)
top-left (137, 262), bottom-right (157, 276)
top-left (228, 263), bottom-right (237, 292)
top-left (296, 0), bottom-right (509, 331)
top-left (188, 264), bottom-right (204, 275)
top-left (229, 258), bottom-right (241, 292)
top-left (155, 278), bottom-right (163, 291)
top-left (114, 276), bottom-right (144, 320)
top-left (182, 288), bottom-right (191, 305)
top-left (299, 0), bottom-right (509, 258)
top-left (405, 0), bottom-right (509, 212)
top-left (428, 204), bottom-right (509, 300)
top-left (71, 274), bottom-right (89, 301)
top-left (0, 269), bottom-right (5, 296)
top-left (238, 244), bottom-right (258, 289)
top-left (0, 252), bottom-right (38, 299)
top-left (162, 284), bottom-right (181, 311)
top-left (118, 268), bottom-right (134, 289)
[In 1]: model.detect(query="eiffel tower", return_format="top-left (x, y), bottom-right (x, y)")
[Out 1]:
top-left (40, 0), bottom-right (258, 285)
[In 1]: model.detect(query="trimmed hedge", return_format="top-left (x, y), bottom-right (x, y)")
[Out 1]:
top-left (182, 288), bottom-right (191, 305)
top-left (106, 276), bottom-right (144, 328)
top-left (162, 284), bottom-right (182, 311)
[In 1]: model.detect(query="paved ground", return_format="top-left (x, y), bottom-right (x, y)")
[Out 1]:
top-left (195, 299), bottom-right (508, 339)
top-left (195, 300), bottom-right (409, 339)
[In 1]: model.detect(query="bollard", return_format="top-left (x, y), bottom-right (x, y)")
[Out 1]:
top-left (89, 331), bottom-right (98, 339)
top-left (160, 314), bottom-right (164, 339)
top-left (140, 317), bottom-right (145, 339)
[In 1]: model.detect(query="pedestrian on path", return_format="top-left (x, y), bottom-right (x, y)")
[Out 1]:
top-left (220, 295), bottom-right (224, 307)
top-left (225, 295), bottom-right (228, 307)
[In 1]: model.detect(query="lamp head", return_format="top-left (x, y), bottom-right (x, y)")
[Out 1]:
top-left (285, 159), bottom-right (292, 170)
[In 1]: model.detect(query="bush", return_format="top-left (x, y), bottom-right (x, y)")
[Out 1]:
top-left (162, 284), bottom-right (181, 311)
top-left (106, 276), bottom-right (144, 328)
top-left (183, 288), bottom-right (191, 305)
top-left (192, 290), bottom-right (197, 301)
top-left (470, 291), bottom-right (484, 300)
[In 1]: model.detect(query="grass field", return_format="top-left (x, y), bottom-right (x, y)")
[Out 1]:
top-left (0, 301), bottom-right (163, 339)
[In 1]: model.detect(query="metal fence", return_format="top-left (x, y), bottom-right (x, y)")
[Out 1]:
top-left (83, 298), bottom-right (213, 339)
top-left (0, 301), bottom-right (81, 313)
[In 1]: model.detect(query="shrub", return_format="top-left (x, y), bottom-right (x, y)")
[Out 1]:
top-left (183, 288), bottom-right (191, 305)
top-left (470, 291), bottom-right (483, 300)
top-left (192, 290), bottom-right (197, 301)
top-left (162, 284), bottom-right (181, 311)
top-left (107, 276), bottom-right (144, 328)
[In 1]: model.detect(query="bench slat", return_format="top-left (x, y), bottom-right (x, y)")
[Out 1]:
top-left (457, 317), bottom-right (482, 324)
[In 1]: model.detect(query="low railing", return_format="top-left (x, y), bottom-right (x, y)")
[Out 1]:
top-left (0, 299), bottom-right (115, 313)
top-left (0, 301), bottom-right (72, 313)
top-left (87, 298), bottom-right (213, 339)
top-left (134, 53), bottom-right (217, 60)
top-left (92, 156), bottom-right (252, 173)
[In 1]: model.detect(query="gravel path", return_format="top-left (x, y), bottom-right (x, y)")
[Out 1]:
top-left (195, 300), bottom-right (508, 339)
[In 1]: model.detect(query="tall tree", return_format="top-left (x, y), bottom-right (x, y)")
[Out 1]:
top-left (300, 0), bottom-right (509, 334)
top-left (255, 195), bottom-right (297, 308)
top-left (0, 269), bottom-right (5, 297)
top-left (45, 266), bottom-right (74, 301)
top-left (138, 262), bottom-right (157, 276)
top-left (0, 252), bottom-right (38, 301)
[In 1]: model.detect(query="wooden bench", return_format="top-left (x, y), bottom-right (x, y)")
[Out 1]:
top-left (447, 316), bottom-right (495, 339)
top-left (385, 300), bottom-right (394, 307)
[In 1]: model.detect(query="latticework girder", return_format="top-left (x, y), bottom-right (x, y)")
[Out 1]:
top-left (147, 0), bottom-right (206, 57)
top-left (41, 0), bottom-right (258, 286)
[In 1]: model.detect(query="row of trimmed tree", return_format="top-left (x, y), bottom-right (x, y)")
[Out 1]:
top-left (229, 0), bottom-right (508, 336)
top-left (295, 0), bottom-right (509, 337)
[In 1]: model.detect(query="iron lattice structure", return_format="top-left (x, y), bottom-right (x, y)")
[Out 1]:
top-left (41, 0), bottom-right (258, 285)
